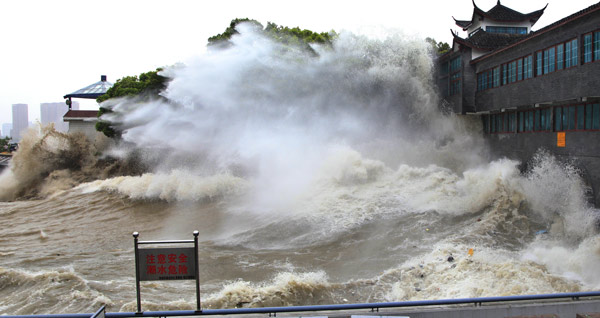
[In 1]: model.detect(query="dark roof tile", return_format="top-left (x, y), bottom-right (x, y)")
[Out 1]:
top-left (480, 1), bottom-right (546, 24)
top-left (453, 30), bottom-right (527, 50)
top-left (64, 110), bottom-right (99, 118)
top-left (455, 1), bottom-right (547, 30)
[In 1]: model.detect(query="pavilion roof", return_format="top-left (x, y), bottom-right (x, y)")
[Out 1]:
top-left (64, 75), bottom-right (113, 99)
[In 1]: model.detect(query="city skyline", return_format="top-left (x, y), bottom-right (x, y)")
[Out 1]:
top-left (2, 101), bottom-right (80, 139)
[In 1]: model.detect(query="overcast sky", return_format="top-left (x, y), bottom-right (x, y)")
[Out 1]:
top-left (0, 0), bottom-right (597, 128)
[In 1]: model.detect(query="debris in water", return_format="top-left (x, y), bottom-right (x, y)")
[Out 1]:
top-left (447, 255), bottom-right (454, 262)
top-left (535, 230), bottom-right (548, 235)
top-left (468, 248), bottom-right (474, 256)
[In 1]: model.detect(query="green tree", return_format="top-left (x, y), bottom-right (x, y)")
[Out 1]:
top-left (426, 37), bottom-right (451, 55)
top-left (208, 18), bottom-right (264, 48)
top-left (0, 136), bottom-right (12, 152)
top-left (95, 68), bottom-right (169, 137)
top-left (208, 18), bottom-right (337, 53)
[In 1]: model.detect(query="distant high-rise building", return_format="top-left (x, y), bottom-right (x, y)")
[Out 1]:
top-left (40, 101), bottom-right (79, 133)
top-left (1, 123), bottom-right (12, 138)
top-left (12, 104), bottom-right (28, 142)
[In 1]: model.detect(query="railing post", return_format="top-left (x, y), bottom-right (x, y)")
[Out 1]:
top-left (194, 231), bottom-right (201, 312)
top-left (133, 232), bottom-right (141, 313)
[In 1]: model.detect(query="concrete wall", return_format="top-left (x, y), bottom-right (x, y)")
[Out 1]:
top-left (67, 120), bottom-right (113, 152)
top-left (439, 49), bottom-right (475, 114)
top-left (485, 130), bottom-right (600, 207)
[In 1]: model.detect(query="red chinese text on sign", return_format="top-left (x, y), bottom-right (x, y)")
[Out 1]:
top-left (137, 247), bottom-right (196, 281)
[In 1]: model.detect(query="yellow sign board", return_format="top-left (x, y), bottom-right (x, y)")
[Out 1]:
top-left (557, 132), bottom-right (566, 147)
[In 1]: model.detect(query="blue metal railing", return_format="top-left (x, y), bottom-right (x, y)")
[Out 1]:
top-left (4, 291), bottom-right (600, 318)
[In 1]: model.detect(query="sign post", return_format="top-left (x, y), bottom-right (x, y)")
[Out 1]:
top-left (133, 231), bottom-right (201, 313)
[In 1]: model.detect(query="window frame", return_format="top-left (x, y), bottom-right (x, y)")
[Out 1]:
top-left (584, 33), bottom-right (593, 64)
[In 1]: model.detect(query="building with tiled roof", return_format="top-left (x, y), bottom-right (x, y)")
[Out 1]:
top-left (454, 1), bottom-right (546, 33)
top-left (451, 0), bottom-right (547, 59)
top-left (437, 1), bottom-right (600, 206)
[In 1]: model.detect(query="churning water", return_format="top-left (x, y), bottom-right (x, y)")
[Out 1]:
top-left (1, 25), bottom-right (599, 315)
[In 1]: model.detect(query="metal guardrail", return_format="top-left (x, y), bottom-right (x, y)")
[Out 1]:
top-left (3, 291), bottom-right (600, 318)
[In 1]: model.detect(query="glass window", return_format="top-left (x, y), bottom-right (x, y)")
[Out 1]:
top-left (502, 64), bottom-right (507, 85)
top-left (522, 55), bottom-right (532, 79)
top-left (548, 47), bottom-right (555, 72)
top-left (487, 26), bottom-right (527, 34)
top-left (511, 61), bottom-right (517, 83)
top-left (586, 104), bottom-right (593, 129)
top-left (536, 51), bottom-right (543, 76)
top-left (450, 71), bottom-right (461, 96)
top-left (518, 59), bottom-right (523, 81)
top-left (497, 115), bottom-right (503, 133)
top-left (519, 112), bottom-right (524, 132)
top-left (566, 41), bottom-right (572, 68)
top-left (493, 67), bottom-right (500, 87)
top-left (569, 106), bottom-right (576, 130)
top-left (528, 112), bottom-right (534, 132)
top-left (557, 44), bottom-right (564, 70)
top-left (571, 39), bottom-right (578, 66)
top-left (482, 116), bottom-right (488, 133)
top-left (491, 115), bottom-right (496, 133)
top-left (562, 107), bottom-right (569, 130)
top-left (584, 33), bottom-right (592, 63)
top-left (543, 49), bottom-right (549, 74)
top-left (450, 57), bottom-right (461, 72)
top-left (545, 108), bottom-right (552, 130)
top-left (535, 110), bottom-right (541, 131)
top-left (555, 107), bottom-right (562, 131)
top-left (594, 104), bottom-right (600, 130)
top-left (595, 31), bottom-right (600, 61)
top-left (527, 55), bottom-right (533, 79)
top-left (510, 113), bottom-right (516, 132)
top-left (577, 105), bottom-right (585, 130)
top-left (440, 62), bottom-right (449, 76)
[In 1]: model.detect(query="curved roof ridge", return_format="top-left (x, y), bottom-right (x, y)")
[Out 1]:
top-left (465, 0), bottom-right (547, 26)
top-left (452, 29), bottom-right (527, 50)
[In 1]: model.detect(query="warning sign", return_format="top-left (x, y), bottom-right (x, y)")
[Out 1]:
top-left (133, 231), bottom-right (201, 312)
top-left (138, 247), bottom-right (196, 281)
top-left (557, 132), bottom-right (566, 147)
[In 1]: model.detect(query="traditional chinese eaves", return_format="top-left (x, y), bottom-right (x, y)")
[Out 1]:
top-left (471, 1), bottom-right (600, 63)
top-left (453, 30), bottom-right (527, 51)
top-left (455, 0), bottom-right (547, 30)
top-left (454, 18), bottom-right (472, 29)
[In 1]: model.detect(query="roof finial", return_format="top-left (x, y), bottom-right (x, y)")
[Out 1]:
top-left (497, 0), bottom-right (501, 4)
